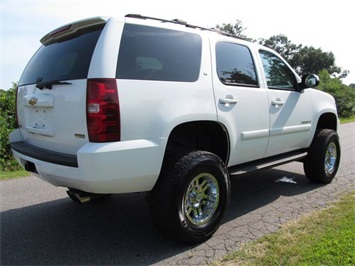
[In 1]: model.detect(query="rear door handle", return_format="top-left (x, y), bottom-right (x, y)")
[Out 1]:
top-left (219, 95), bottom-right (238, 105)
top-left (271, 98), bottom-right (284, 107)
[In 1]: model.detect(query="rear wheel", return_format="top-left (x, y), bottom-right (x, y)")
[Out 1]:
top-left (304, 129), bottom-right (341, 183)
top-left (149, 150), bottom-right (231, 244)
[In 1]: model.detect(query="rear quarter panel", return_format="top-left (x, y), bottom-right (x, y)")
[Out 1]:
top-left (115, 29), bottom-right (217, 143)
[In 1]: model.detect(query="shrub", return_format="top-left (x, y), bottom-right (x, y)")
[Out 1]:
top-left (0, 84), bottom-right (21, 171)
top-left (318, 70), bottom-right (355, 118)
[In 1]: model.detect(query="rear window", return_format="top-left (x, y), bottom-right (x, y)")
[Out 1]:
top-left (216, 42), bottom-right (258, 86)
top-left (116, 24), bottom-right (202, 82)
top-left (19, 27), bottom-right (103, 86)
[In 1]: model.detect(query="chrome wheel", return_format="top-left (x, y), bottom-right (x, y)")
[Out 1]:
top-left (183, 173), bottom-right (220, 226)
top-left (304, 129), bottom-right (340, 184)
top-left (149, 150), bottom-right (230, 243)
top-left (325, 142), bottom-right (337, 175)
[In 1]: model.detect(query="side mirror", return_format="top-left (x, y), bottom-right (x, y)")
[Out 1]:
top-left (300, 74), bottom-right (319, 89)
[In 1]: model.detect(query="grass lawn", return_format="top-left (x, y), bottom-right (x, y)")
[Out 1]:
top-left (340, 116), bottom-right (355, 124)
top-left (216, 192), bottom-right (355, 266)
top-left (0, 169), bottom-right (29, 181)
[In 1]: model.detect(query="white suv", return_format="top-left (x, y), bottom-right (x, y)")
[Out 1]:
top-left (10, 14), bottom-right (341, 243)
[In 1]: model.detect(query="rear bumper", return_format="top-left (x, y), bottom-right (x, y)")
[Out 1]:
top-left (10, 130), bottom-right (165, 194)
top-left (11, 141), bottom-right (78, 167)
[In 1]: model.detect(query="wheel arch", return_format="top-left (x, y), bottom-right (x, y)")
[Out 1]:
top-left (315, 112), bottom-right (338, 132)
top-left (165, 121), bottom-right (230, 164)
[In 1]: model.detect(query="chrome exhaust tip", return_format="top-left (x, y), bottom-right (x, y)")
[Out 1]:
top-left (67, 189), bottom-right (107, 203)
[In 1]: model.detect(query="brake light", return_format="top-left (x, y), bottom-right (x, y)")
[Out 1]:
top-left (49, 24), bottom-right (71, 36)
top-left (86, 79), bottom-right (120, 142)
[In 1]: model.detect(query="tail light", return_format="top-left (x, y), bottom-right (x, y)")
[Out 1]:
top-left (86, 79), bottom-right (120, 142)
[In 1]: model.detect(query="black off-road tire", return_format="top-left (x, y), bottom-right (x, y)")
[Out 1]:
top-left (149, 150), bottom-right (231, 244)
top-left (303, 129), bottom-right (341, 184)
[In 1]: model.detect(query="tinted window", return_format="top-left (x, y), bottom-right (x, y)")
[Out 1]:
top-left (116, 24), bottom-right (202, 82)
top-left (259, 50), bottom-right (297, 90)
top-left (216, 42), bottom-right (258, 86)
top-left (19, 28), bottom-right (103, 86)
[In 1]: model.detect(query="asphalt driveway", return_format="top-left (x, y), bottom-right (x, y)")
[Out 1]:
top-left (1, 122), bottom-right (354, 265)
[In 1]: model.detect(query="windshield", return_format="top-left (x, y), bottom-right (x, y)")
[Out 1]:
top-left (19, 27), bottom-right (103, 86)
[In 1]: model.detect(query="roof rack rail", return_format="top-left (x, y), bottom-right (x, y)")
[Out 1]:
top-left (171, 18), bottom-right (187, 25)
top-left (124, 14), bottom-right (243, 40)
top-left (125, 14), bottom-right (210, 30)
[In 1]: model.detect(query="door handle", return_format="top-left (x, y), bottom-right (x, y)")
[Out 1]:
top-left (219, 95), bottom-right (238, 105)
top-left (271, 98), bottom-right (284, 107)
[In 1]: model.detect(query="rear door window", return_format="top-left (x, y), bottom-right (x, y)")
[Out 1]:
top-left (116, 24), bottom-right (202, 82)
top-left (216, 42), bottom-right (258, 87)
top-left (19, 27), bottom-right (103, 86)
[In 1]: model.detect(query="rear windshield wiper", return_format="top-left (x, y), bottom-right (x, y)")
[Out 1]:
top-left (36, 80), bottom-right (72, 90)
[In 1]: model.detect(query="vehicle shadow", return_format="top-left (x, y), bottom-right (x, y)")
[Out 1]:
top-left (1, 167), bottom-right (323, 265)
top-left (226, 166), bottom-right (324, 222)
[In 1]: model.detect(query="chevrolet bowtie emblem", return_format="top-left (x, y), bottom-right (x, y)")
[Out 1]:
top-left (29, 97), bottom-right (38, 106)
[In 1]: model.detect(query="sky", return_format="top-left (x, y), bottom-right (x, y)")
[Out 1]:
top-left (1, 0), bottom-right (354, 90)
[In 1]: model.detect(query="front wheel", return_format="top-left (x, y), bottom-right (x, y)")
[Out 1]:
top-left (304, 129), bottom-right (341, 184)
top-left (149, 150), bottom-right (231, 244)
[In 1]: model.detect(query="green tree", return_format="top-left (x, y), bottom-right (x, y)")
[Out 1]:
top-left (258, 34), bottom-right (301, 62)
top-left (259, 35), bottom-right (347, 78)
top-left (215, 20), bottom-right (251, 40)
top-left (318, 70), bottom-right (355, 118)
top-left (291, 46), bottom-right (345, 77)
top-left (0, 83), bottom-right (20, 170)
top-left (216, 19), bottom-right (349, 80)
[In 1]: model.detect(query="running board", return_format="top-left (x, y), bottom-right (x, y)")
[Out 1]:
top-left (228, 151), bottom-right (308, 175)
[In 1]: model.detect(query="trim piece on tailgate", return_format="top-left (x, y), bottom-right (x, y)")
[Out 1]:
top-left (11, 141), bottom-right (78, 168)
